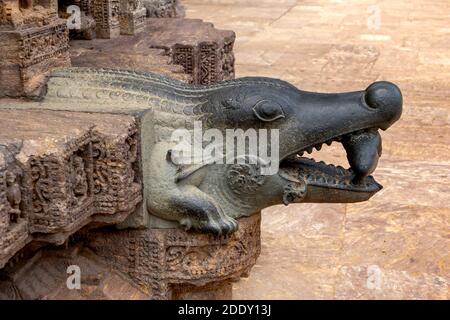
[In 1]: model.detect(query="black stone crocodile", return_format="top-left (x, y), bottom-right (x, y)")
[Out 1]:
top-left (24, 68), bottom-right (403, 235)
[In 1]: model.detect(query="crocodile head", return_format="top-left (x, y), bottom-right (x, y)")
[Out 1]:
top-left (204, 79), bottom-right (402, 206)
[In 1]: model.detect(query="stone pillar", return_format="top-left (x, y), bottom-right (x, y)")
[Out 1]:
top-left (142, 0), bottom-right (183, 18)
top-left (118, 0), bottom-right (146, 35)
top-left (0, 0), bottom-right (70, 97)
top-left (92, 0), bottom-right (120, 38)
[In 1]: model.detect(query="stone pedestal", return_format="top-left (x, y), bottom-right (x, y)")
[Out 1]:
top-left (59, 0), bottom-right (97, 40)
top-left (78, 213), bottom-right (261, 299)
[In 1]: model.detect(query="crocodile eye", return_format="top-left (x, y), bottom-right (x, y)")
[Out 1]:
top-left (252, 100), bottom-right (285, 122)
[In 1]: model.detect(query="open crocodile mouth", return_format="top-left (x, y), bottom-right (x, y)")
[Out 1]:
top-left (280, 128), bottom-right (383, 202)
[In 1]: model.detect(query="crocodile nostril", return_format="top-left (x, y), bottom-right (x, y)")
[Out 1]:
top-left (364, 81), bottom-right (402, 110)
top-left (364, 81), bottom-right (403, 129)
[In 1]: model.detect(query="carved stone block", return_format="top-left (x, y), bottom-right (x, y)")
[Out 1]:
top-left (78, 213), bottom-right (261, 299)
top-left (68, 18), bottom-right (236, 84)
top-left (0, 109), bottom-right (142, 268)
top-left (69, 37), bottom-right (191, 82)
top-left (118, 0), bottom-right (146, 35)
top-left (146, 18), bottom-right (235, 84)
top-left (0, 0), bottom-right (59, 31)
top-left (59, 1), bottom-right (97, 40)
top-left (0, 64), bottom-right (402, 256)
top-left (74, 0), bottom-right (95, 15)
top-left (92, 0), bottom-right (120, 39)
top-left (0, 19), bottom-right (70, 97)
top-left (142, 0), bottom-right (183, 18)
top-left (0, 213), bottom-right (259, 299)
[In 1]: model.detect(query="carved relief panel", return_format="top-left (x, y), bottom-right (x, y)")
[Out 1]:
top-left (0, 145), bottom-right (28, 269)
top-left (0, 18), bottom-right (70, 97)
top-left (169, 38), bottom-right (235, 85)
top-left (93, 0), bottom-right (121, 38)
top-left (199, 42), bottom-right (218, 85)
top-left (173, 45), bottom-right (195, 80)
top-left (0, 115), bottom-right (142, 268)
top-left (118, 0), bottom-right (146, 35)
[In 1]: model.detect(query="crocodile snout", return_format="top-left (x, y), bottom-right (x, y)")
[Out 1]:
top-left (363, 81), bottom-right (403, 130)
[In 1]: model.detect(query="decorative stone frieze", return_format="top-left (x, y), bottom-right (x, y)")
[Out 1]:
top-left (146, 18), bottom-right (235, 84)
top-left (0, 109), bottom-right (142, 268)
top-left (0, 18), bottom-right (70, 97)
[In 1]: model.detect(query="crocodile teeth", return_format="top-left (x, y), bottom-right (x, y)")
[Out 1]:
top-left (306, 147), bottom-right (313, 154)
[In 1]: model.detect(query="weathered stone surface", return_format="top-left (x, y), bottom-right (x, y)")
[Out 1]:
top-left (145, 18), bottom-right (235, 84)
top-left (0, 19), bottom-right (70, 97)
top-left (142, 0), bottom-right (184, 18)
top-left (118, 0), bottom-right (146, 35)
top-left (77, 213), bottom-right (261, 299)
top-left (72, 11), bottom-right (96, 39)
top-left (0, 109), bottom-right (142, 268)
top-left (0, 0), bottom-right (70, 98)
top-left (60, 0), bottom-right (147, 38)
top-left (0, 213), bottom-right (260, 300)
top-left (68, 18), bottom-right (236, 84)
top-left (0, 245), bottom-right (148, 300)
top-left (92, 0), bottom-right (121, 39)
top-left (59, 1), bottom-right (97, 40)
top-left (69, 36), bottom-right (191, 82)
top-left (0, 65), bottom-right (402, 237)
top-left (0, 3), bottom-right (234, 97)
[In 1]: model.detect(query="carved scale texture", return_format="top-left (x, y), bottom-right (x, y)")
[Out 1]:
top-left (45, 68), bottom-right (295, 139)
top-left (46, 68), bottom-right (292, 106)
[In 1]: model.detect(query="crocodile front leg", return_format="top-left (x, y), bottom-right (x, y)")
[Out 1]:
top-left (146, 141), bottom-right (238, 235)
top-left (168, 185), bottom-right (238, 234)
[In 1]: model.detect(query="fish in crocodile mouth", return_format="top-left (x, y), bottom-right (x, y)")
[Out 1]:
top-left (279, 128), bottom-right (383, 202)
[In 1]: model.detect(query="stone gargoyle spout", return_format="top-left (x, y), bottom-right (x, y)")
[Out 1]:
top-left (43, 68), bottom-right (402, 235)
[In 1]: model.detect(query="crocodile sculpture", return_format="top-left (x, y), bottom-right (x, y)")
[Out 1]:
top-left (37, 68), bottom-right (402, 235)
